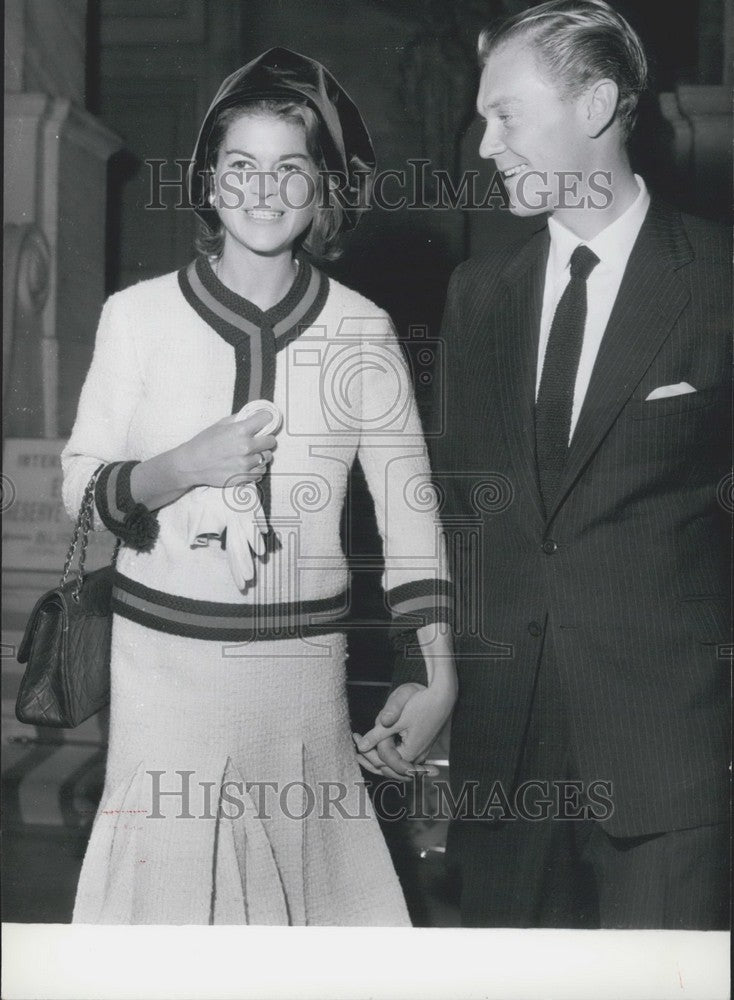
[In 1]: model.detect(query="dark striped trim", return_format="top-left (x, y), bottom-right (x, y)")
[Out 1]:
top-left (178, 255), bottom-right (329, 408)
top-left (111, 571), bottom-right (350, 642)
top-left (96, 461), bottom-right (135, 527)
top-left (95, 462), bottom-right (159, 552)
top-left (384, 578), bottom-right (453, 629)
top-left (177, 255), bottom-right (329, 522)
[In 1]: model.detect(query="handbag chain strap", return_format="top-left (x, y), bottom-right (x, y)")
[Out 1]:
top-left (60, 466), bottom-right (121, 602)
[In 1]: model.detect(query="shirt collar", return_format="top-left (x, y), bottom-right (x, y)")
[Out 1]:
top-left (547, 174), bottom-right (651, 276)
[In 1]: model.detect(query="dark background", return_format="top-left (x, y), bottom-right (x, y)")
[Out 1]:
top-left (85, 0), bottom-right (731, 685)
top-left (92, 1), bottom-right (731, 296)
top-left (2, 0), bottom-right (731, 927)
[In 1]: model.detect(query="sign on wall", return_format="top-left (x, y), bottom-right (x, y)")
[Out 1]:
top-left (2, 439), bottom-right (113, 573)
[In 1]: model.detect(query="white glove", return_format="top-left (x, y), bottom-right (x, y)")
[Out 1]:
top-left (187, 400), bottom-right (282, 588)
top-left (222, 485), bottom-right (270, 590)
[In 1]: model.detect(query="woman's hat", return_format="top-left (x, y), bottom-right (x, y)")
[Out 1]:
top-left (189, 46), bottom-right (376, 231)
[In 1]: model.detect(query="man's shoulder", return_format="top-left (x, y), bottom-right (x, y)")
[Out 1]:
top-left (450, 225), bottom-right (547, 291)
top-left (650, 198), bottom-right (731, 267)
top-left (676, 208), bottom-right (731, 264)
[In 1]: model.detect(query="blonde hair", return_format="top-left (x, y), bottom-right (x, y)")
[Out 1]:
top-left (478, 0), bottom-right (648, 138)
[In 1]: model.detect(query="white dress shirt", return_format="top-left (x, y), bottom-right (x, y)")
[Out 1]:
top-left (536, 174), bottom-right (651, 440)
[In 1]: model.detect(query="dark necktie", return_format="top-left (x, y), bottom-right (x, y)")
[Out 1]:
top-left (535, 244), bottom-right (599, 515)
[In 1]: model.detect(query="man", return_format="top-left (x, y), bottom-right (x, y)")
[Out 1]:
top-left (357, 0), bottom-right (731, 928)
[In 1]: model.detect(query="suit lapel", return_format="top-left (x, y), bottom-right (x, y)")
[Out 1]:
top-left (493, 227), bottom-right (549, 533)
top-left (546, 199), bottom-right (693, 521)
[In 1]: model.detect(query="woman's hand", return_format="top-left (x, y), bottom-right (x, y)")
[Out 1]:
top-left (129, 407), bottom-right (278, 514)
top-left (174, 409), bottom-right (278, 489)
top-left (353, 680), bottom-right (456, 781)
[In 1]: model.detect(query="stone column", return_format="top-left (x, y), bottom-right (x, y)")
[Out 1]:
top-left (3, 0), bottom-right (123, 438)
top-left (3, 0), bottom-right (123, 620)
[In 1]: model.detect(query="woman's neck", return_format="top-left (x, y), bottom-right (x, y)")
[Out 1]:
top-left (214, 247), bottom-right (298, 311)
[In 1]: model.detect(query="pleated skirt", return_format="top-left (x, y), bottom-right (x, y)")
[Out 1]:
top-left (72, 616), bottom-right (411, 925)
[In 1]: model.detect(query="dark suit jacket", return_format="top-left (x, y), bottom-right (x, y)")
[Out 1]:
top-left (395, 198), bottom-right (731, 837)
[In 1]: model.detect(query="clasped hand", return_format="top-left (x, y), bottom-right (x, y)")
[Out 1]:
top-left (352, 681), bottom-right (456, 781)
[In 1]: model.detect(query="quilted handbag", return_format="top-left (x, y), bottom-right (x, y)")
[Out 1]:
top-left (15, 468), bottom-right (119, 728)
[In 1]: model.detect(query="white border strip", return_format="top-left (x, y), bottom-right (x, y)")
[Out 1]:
top-left (2, 925), bottom-right (729, 1000)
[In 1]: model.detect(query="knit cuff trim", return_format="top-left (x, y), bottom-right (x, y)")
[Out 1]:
top-left (384, 578), bottom-right (453, 631)
top-left (95, 461), bottom-right (159, 552)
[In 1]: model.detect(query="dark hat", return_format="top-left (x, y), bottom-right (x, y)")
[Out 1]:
top-left (189, 46), bottom-right (376, 232)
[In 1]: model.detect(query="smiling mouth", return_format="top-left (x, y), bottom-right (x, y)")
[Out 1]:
top-left (501, 164), bottom-right (528, 179)
top-left (246, 209), bottom-right (284, 220)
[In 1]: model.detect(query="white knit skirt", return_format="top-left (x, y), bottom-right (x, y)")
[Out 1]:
top-left (72, 616), bottom-right (411, 925)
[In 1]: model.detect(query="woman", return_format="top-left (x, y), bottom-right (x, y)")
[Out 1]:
top-left (62, 47), bottom-right (456, 925)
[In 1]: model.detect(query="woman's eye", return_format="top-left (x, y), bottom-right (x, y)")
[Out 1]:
top-left (277, 163), bottom-right (302, 174)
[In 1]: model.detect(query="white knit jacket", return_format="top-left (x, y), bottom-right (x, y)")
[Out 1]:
top-left (62, 267), bottom-right (450, 640)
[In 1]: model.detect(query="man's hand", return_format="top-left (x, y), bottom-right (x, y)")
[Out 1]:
top-left (352, 681), bottom-right (455, 782)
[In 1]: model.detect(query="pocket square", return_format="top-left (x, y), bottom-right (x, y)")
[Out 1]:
top-left (645, 382), bottom-right (696, 401)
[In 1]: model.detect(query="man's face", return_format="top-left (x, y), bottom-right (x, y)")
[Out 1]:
top-left (477, 37), bottom-right (591, 217)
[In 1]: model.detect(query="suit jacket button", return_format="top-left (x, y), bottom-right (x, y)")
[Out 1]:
top-left (528, 621), bottom-right (543, 637)
top-left (542, 539), bottom-right (558, 554)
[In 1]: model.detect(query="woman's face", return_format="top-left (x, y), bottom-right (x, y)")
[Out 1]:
top-left (211, 112), bottom-right (318, 259)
